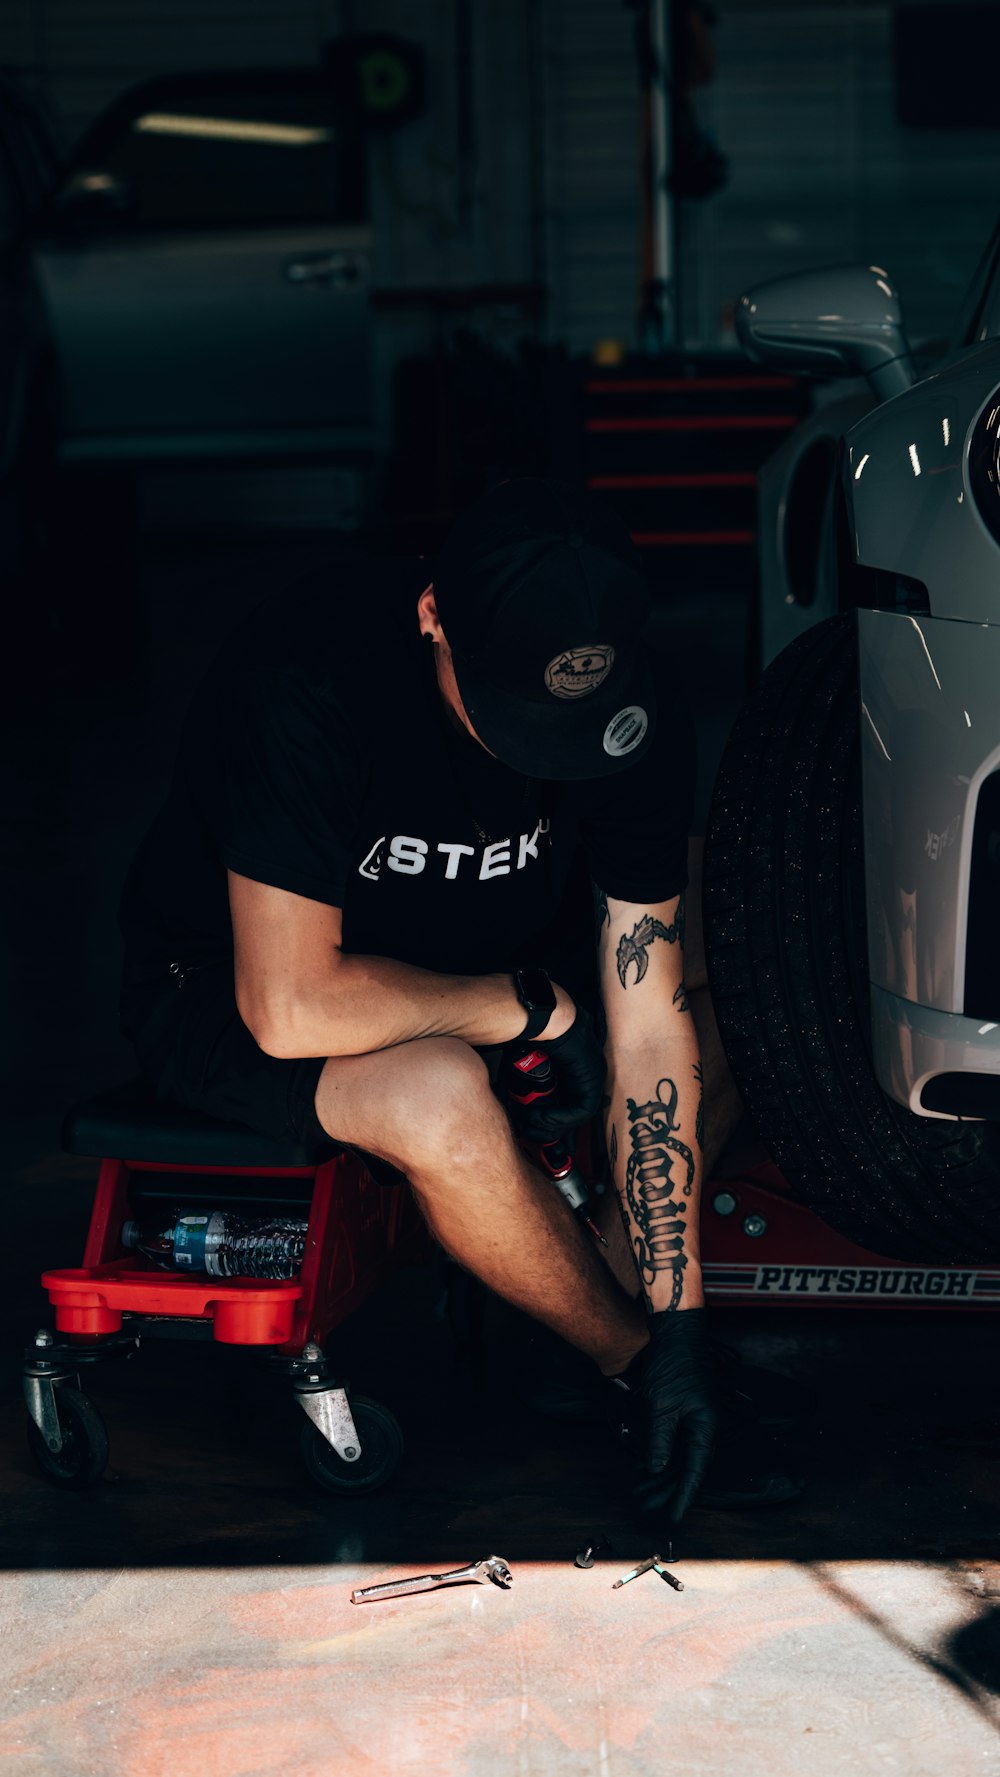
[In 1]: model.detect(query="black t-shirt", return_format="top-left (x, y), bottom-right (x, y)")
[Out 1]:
top-left (119, 555), bottom-right (695, 1004)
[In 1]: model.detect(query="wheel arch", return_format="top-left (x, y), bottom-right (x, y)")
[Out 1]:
top-left (756, 390), bottom-right (874, 668)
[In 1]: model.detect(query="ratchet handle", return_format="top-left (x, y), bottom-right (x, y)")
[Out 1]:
top-left (351, 1574), bottom-right (443, 1603)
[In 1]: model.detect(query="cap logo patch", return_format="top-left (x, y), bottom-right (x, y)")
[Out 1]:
top-left (603, 705), bottom-right (648, 758)
top-left (544, 644), bottom-right (615, 701)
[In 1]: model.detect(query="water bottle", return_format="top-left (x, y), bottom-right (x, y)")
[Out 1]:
top-left (120, 1210), bottom-right (308, 1279)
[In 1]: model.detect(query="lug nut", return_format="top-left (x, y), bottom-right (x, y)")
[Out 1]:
top-left (34, 1329), bottom-right (53, 1347)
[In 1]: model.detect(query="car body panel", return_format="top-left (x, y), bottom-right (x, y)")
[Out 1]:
top-left (748, 234), bottom-right (1000, 1119)
top-left (0, 67), bottom-right (373, 476)
top-left (757, 388), bottom-right (872, 667)
top-left (846, 342), bottom-right (1000, 624)
top-left (847, 343), bottom-right (1000, 1110)
top-left (858, 607), bottom-right (1000, 1017)
top-left (870, 985), bottom-right (1000, 1120)
top-left (36, 224), bottom-right (372, 459)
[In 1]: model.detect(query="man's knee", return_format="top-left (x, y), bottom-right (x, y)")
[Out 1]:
top-left (314, 1035), bottom-right (501, 1168)
top-left (394, 1038), bottom-right (504, 1173)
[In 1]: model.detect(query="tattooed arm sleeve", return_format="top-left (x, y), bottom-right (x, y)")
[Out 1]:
top-left (594, 885), bottom-right (704, 1313)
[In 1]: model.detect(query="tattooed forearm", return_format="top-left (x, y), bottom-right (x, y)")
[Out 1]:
top-left (616, 896), bottom-right (686, 988)
top-left (624, 1077), bottom-right (696, 1312)
top-left (693, 1061), bottom-right (704, 1153)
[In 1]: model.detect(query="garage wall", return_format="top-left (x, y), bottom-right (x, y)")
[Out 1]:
top-left (541, 0), bottom-right (641, 353)
top-left (2, 1), bottom-right (998, 355)
top-left (685, 1), bottom-right (1000, 347)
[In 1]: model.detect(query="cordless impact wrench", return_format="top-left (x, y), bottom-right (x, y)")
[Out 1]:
top-left (503, 1045), bottom-right (607, 1246)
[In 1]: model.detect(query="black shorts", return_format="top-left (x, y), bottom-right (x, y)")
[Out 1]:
top-left (123, 962), bottom-right (332, 1156)
top-left (122, 937), bottom-right (601, 1166)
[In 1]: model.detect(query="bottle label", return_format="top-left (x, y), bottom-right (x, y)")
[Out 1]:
top-left (202, 1212), bottom-right (229, 1276)
top-left (172, 1214), bottom-right (213, 1271)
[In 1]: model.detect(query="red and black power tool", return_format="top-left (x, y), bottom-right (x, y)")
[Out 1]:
top-left (502, 1045), bottom-right (607, 1246)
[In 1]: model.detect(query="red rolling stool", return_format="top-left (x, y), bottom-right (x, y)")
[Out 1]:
top-left (23, 1079), bottom-right (428, 1493)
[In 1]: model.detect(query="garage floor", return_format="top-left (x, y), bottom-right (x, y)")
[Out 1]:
top-left (3, 522), bottom-right (1000, 1775)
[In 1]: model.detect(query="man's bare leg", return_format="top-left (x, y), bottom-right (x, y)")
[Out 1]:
top-left (314, 1035), bottom-right (648, 1376)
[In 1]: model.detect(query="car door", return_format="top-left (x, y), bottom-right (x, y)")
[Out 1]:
top-left (33, 71), bottom-right (372, 460)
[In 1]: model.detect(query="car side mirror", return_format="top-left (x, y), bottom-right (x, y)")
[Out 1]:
top-left (736, 264), bottom-right (916, 403)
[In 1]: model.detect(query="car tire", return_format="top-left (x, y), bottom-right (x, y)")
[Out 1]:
top-left (703, 613), bottom-right (1000, 1262)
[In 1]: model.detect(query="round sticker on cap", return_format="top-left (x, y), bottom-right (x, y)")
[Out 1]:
top-left (603, 705), bottom-right (648, 758)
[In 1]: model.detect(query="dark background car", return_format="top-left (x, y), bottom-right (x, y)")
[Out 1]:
top-left (28, 69), bottom-right (372, 464)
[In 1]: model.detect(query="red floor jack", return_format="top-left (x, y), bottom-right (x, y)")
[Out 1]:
top-left (23, 1080), bottom-right (428, 1492)
top-left (699, 1155), bottom-right (1000, 1311)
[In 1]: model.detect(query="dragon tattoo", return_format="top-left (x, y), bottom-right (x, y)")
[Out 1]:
top-left (616, 896), bottom-right (686, 988)
top-left (625, 1076), bottom-right (696, 1311)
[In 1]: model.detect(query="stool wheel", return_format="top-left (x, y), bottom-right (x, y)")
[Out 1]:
top-left (26, 1386), bottom-right (109, 1490)
top-left (300, 1395), bottom-right (403, 1495)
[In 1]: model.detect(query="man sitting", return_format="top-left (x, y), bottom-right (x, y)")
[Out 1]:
top-left (119, 477), bottom-right (747, 1522)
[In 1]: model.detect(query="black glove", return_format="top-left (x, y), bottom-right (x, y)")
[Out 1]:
top-left (511, 1007), bottom-right (607, 1141)
top-left (623, 1307), bottom-right (719, 1523)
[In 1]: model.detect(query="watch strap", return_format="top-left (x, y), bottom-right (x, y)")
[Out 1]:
top-left (513, 966), bottom-right (556, 1039)
top-left (521, 1001), bottom-right (551, 1040)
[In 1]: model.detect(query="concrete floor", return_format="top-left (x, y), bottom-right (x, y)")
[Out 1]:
top-left (3, 520), bottom-right (1000, 1775)
top-left (5, 1243), bottom-right (1000, 1776)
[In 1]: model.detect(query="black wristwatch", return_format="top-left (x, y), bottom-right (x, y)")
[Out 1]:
top-left (512, 965), bottom-right (557, 1040)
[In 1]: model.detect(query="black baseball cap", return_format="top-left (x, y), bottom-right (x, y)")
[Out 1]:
top-left (432, 477), bottom-right (657, 780)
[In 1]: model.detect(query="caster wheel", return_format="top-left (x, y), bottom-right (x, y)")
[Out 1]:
top-left (26, 1386), bottom-right (109, 1489)
top-left (300, 1395), bottom-right (403, 1495)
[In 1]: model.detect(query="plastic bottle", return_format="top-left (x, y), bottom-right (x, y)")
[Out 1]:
top-left (120, 1211), bottom-right (308, 1279)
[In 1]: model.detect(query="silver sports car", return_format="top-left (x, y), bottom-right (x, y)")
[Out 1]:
top-left (703, 226), bottom-right (1000, 1263)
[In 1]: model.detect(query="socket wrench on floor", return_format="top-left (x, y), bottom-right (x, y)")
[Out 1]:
top-left (351, 1554), bottom-right (513, 1605)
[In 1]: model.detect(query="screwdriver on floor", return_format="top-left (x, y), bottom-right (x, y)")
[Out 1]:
top-left (613, 1552), bottom-right (684, 1592)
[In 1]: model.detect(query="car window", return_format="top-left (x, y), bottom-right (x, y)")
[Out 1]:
top-left (66, 74), bottom-right (366, 230)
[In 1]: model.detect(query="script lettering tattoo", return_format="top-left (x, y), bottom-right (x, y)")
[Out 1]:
top-left (672, 981), bottom-right (689, 1015)
top-left (625, 1077), bottom-right (695, 1311)
top-left (616, 896), bottom-right (686, 988)
top-left (693, 1061), bottom-right (704, 1153)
